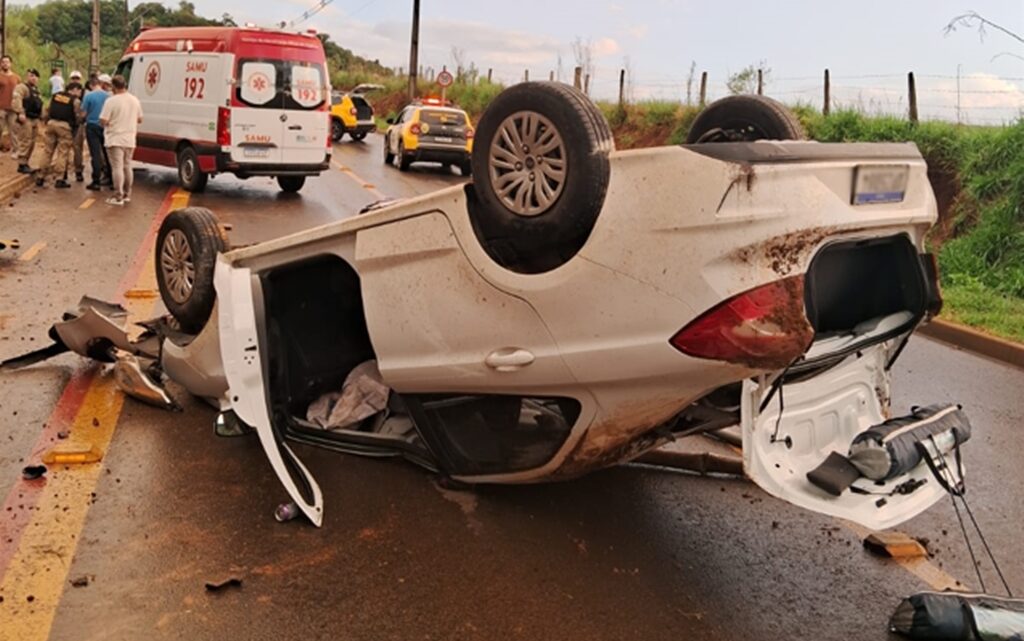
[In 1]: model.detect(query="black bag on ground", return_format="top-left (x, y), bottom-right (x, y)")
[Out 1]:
top-left (849, 404), bottom-right (971, 481)
top-left (890, 591), bottom-right (1024, 640)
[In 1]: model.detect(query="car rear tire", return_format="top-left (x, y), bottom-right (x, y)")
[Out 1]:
top-left (177, 146), bottom-right (209, 193)
top-left (155, 207), bottom-right (227, 333)
top-left (277, 175), bottom-right (306, 193)
top-left (383, 137), bottom-right (395, 165)
top-left (398, 141), bottom-right (411, 171)
top-left (685, 95), bottom-right (805, 143)
top-left (469, 81), bottom-right (613, 273)
top-left (350, 131), bottom-right (367, 142)
top-left (331, 119), bottom-right (344, 142)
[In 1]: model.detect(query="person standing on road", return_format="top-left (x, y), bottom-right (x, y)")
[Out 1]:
top-left (99, 75), bottom-right (142, 206)
top-left (49, 68), bottom-right (64, 96)
top-left (11, 69), bottom-right (43, 174)
top-left (81, 74), bottom-right (111, 191)
top-left (67, 70), bottom-right (86, 182)
top-left (29, 82), bottom-right (83, 189)
top-left (0, 55), bottom-right (21, 156)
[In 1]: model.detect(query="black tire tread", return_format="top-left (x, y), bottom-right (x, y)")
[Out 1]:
top-left (155, 207), bottom-right (225, 333)
top-left (685, 94), bottom-right (805, 144)
top-left (469, 81), bottom-right (614, 273)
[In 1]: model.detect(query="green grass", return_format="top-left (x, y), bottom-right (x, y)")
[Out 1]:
top-left (940, 278), bottom-right (1024, 343)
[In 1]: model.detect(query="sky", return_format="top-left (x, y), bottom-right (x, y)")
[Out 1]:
top-left (26, 0), bottom-right (1024, 122)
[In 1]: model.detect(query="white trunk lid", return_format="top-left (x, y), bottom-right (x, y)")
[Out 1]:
top-left (742, 343), bottom-right (961, 530)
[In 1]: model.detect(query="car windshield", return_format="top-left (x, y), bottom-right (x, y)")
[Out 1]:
top-left (420, 109), bottom-right (466, 126)
top-left (237, 59), bottom-right (326, 110)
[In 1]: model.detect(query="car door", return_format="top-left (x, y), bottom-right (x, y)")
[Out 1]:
top-left (232, 59), bottom-right (284, 164)
top-left (280, 60), bottom-right (329, 165)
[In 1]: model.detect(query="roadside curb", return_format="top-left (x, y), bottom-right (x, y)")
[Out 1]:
top-left (918, 318), bottom-right (1024, 371)
top-left (0, 173), bottom-right (34, 205)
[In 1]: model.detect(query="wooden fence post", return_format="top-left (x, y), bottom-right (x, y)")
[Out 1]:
top-left (757, 68), bottom-right (763, 95)
top-left (573, 66), bottom-right (582, 90)
top-left (823, 68), bottom-right (830, 116)
top-left (584, 74), bottom-right (590, 94)
top-left (908, 72), bottom-right (918, 123)
top-left (618, 68), bottom-right (626, 107)
top-left (699, 71), bottom-right (707, 106)
top-left (487, 68), bottom-right (493, 83)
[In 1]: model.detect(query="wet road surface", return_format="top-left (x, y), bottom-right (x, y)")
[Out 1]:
top-left (1, 134), bottom-right (1022, 641)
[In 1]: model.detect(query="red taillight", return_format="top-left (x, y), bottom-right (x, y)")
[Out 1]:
top-left (669, 276), bottom-right (813, 369)
top-left (326, 112), bottom-right (332, 147)
top-left (216, 107), bottom-right (231, 146)
top-left (466, 128), bottom-right (474, 139)
top-left (410, 123), bottom-right (422, 135)
top-left (350, 107), bottom-right (357, 116)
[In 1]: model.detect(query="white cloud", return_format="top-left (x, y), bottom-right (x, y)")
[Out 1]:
top-left (626, 24), bottom-right (649, 39)
top-left (593, 37), bottom-right (621, 57)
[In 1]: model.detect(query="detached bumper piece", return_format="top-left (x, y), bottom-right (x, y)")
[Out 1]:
top-left (891, 591), bottom-right (1024, 640)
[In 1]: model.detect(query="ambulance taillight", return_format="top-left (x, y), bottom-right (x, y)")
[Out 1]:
top-left (217, 107), bottom-right (231, 146)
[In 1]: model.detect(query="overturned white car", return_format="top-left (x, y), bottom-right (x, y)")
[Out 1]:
top-left (9, 84), bottom-right (959, 529)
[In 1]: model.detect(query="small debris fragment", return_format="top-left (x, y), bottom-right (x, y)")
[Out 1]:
top-left (91, 418), bottom-right (99, 427)
top-left (69, 575), bottom-right (91, 588)
top-left (205, 577), bottom-right (242, 592)
top-left (863, 531), bottom-right (928, 559)
top-left (21, 465), bottom-right (46, 481)
top-left (274, 502), bottom-right (299, 523)
top-left (57, 431), bottom-right (69, 440)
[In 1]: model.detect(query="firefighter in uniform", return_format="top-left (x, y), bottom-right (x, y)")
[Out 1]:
top-left (11, 68), bottom-right (43, 173)
top-left (30, 82), bottom-right (83, 188)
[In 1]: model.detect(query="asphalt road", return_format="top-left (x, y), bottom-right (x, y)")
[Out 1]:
top-left (1, 134), bottom-right (1021, 641)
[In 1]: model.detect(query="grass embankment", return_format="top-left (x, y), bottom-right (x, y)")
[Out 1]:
top-left (351, 77), bottom-right (1023, 342)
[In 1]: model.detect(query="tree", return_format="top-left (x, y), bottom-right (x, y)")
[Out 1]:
top-left (945, 11), bottom-right (1023, 62)
top-left (726, 61), bottom-right (770, 95)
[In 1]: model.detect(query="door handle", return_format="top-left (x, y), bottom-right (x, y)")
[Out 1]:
top-left (288, 125), bottom-right (302, 130)
top-left (485, 348), bottom-right (535, 372)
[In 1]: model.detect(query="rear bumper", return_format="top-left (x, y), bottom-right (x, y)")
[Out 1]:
top-left (216, 153), bottom-right (330, 178)
top-left (405, 145), bottom-right (470, 165)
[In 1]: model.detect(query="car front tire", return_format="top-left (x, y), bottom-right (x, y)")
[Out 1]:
top-left (469, 81), bottom-right (613, 274)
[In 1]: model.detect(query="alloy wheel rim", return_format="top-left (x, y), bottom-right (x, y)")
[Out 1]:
top-left (161, 229), bottom-right (195, 304)
top-left (489, 111), bottom-right (567, 217)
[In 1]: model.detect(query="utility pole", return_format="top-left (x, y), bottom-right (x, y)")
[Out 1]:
top-left (124, 0), bottom-right (130, 45)
top-left (407, 0), bottom-right (419, 99)
top-left (90, 0), bottom-right (100, 73)
top-left (1, 0), bottom-right (6, 57)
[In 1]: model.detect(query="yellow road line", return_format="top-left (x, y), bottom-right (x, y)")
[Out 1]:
top-left (0, 189), bottom-right (189, 641)
top-left (18, 241), bottom-right (46, 262)
top-left (332, 160), bottom-right (386, 200)
top-left (78, 198), bottom-right (95, 210)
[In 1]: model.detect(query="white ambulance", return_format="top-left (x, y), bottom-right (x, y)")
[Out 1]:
top-left (115, 26), bottom-right (332, 193)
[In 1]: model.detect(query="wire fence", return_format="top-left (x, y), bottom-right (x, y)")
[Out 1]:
top-left (407, 63), bottom-right (1023, 126)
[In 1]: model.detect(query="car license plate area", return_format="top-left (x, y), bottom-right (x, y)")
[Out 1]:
top-left (434, 136), bottom-right (454, 144)
top-left (852, 164), bottom-right (909, 205)
top-left (243, 147), bottom-right (271, 159)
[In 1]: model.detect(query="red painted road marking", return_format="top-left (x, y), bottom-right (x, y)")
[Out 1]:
top-left (0, 187), bottom-right (180, 579)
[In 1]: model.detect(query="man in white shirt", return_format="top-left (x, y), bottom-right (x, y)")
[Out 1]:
top-left (49, 68), bottom-right (64, 95)
top-left (98, 74), bottom-right (143, 206)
